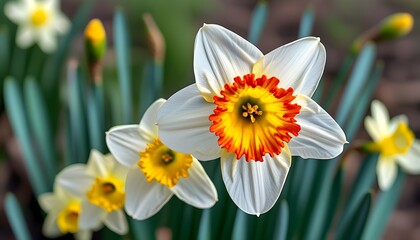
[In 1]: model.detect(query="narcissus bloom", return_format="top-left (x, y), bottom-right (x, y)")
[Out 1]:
top-left (57, 150), bottom-right (129, 235)
top-left (4, 0), bottom-right (70, 52)
top-left (364, 100), bottom-right (420, 190)
top-left (38, 184), bottom-right (91, 239)
top-left (106, 99), bottom-right (218, 220)
top-left (157, 24), bottom-right (346, 216)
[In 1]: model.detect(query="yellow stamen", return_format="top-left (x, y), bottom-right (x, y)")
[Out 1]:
top-left (379, 122), bottom-right (414, 157)
top-left (138, 138), bottom-right (192, 188)
top-left (242, 102), bottom-right (263, 123)
top-left (57, 201), bottom-right (80, 234)
top-left (86, 176), bottom-right (125, 212)
top-left (31, 8), bottom-right (48, 27)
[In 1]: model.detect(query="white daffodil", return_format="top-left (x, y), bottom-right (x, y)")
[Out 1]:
top-left (157, 24), bottom-right (347, 216)
top-left (364, 100), bottom-right (420, 190)
top-left (4, 0), bottom-right (70, 53)
top-left (38, 184), bottom-right (91, 240)
top-left (56, 150), bottom-right (129, 235)
top-left (106, 99), bottom-right (218, 220)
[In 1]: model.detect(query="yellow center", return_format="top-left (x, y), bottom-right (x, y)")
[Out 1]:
top-left (379, 122), bottom-right (414, 157)
top-left (209, 74), bottom-right (301, 161)
top-left (31, 8), bottom-right (48, 27)
top-left (138, 138), bottom-right (193, 188)
top-left (57, 201), bottom-right (80, 234)
top-left (86, 176), bottom-right (125, 212)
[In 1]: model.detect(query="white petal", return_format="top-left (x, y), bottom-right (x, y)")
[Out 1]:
top-left (157, 84), bottom-right (221, 160)
top-left (16, 25), bottom-right (35, 49)
top-left (364, 116), bottom-right (383, 142)
top-left (106, 125), bottom-right (148, 167)
top-left (42, 213), bottom-right (62, 238)
top-left (37, 29), bottom-right (57, 53)
top-left (377, 156), bottom-right (397, 191)
top-left (108, 154), bottom-right (130, 182)
top-left (397, 140), bottom-right (420, 174)
top-left (53, 14), bottom-right (70, 34)
top-left (86, 149), bottom-right (112, 177)
top-left (139, 99), bottom-right (165, 142)
top-left (389, 115), bottom-right (409, 133)
top-left (125, 168), bottom-right (173, 220)
top-left (252, 37), bottom-right (326, 97)
top-left (4, 2), bottom-right (28, 22)
top-left (56, 164), bottom-right (94, 197)
top-left (104, 210), bottom-right (128, 235)
top-left (78, 201), bottom-right (105, 230)
top-left (221, 149), bottom-right (291, 216)
top-left (38, 193), bottom-right (62, 212)
top-left (371, 100), bottom-right (390, 134)
top-left (194, 24), bottom-right (263, 101)
top-left (75, 230), bottom-right (92, 240)
top-left (288, 95), bottom-right (347, 159)
top-left (171, 157), bottom-right (218, 208)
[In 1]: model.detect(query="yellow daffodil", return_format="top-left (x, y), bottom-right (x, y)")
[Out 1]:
top-left (106, 99), bottom-right (218, 220)
top-left (38, 184), bottom-right (91, 239)
top-left (157, 24), bottom-right (347, 216)
top-left (56, 150), bottom-right (129, 235)
top-left (4, 0), bottom-right (70, 53)
top-left (364, 100), bottom-right (420, 190)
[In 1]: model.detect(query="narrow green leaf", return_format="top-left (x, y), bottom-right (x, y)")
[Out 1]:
top-left (24, 78), bottom-right (56, 183)
top-left (4, 78), bottom-right (48, 195)
top-left (68, 64), bottom-right (89, 163)
top-left (4, 193), bottom-right (31, 240)
top-left (247, 1), bottom-right (268, 45)
top-left (130, 218), bottom-right (154, 240)
top-left (114, 9), bottom-right (132, 123)
top-left (0, 26), bottom-right (10, 95)
top-left (337, 154), bottom-right (378, 234)
top-left (231, 210), bottom-right (248, 240)
top-left (363, 168), bottom-right (405, 239)
top-left (298, 6), bottom-right (315, 38)
top-left (273, 200), bottom-right (288, 240)
top-left (335, 43), bottom-right (376, 126)
top-left (197, 209), bottom-right (211, 240)
top-left (87, 85), bottom-right (105, 152)
top-left (140, 60), bottom-right (163, 115)
top-left (336, 192), bottom-right (372, 240)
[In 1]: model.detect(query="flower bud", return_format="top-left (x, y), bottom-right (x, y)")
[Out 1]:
top-left (85, 19), bottom-right (106, 84)
top-left (143, 13), bottom-right (165, 63)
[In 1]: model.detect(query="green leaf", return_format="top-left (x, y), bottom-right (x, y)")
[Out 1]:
top-left (4, 78), bottom-right (48, 195)
top-left (231, 210), bottom-right (248, 240)
top-left (247, 1), bottom-right (268, 45)
top-left (298, 6), bottom-right (315, 38)
top-left (336, 154), bottom-right (378, 234)
top-left (114, 9), bottom-right (132, 123)
top-left (336, 192), bottom-right (372, 240)
top-left (24, 78), bottom-right (56, 183)
top-left (140, 60), bottom-right (163, 115)
top-left (335, 43), bottom-right (376, 126)
top-left (0, 26), bottom-right (10, 101)
top-left (130, 218), bottom-right (154, 240)
top-left (197, 209), bottom-right (211, 240)
top-left (4, 193), bottom-right (31, 240)
top-left (87, 85), bottom-right (105, 152)
top-left (273, 200), bottom-right (289, 240)
top-left (363, 168), bottom-right (405, 239)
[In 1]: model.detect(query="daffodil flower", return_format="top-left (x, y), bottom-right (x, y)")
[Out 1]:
top-left (364, 100), bottom-right (420, 190)
top-left (4, 0), bottom-right (70, 53)
top-left (106, 99), bottom-right (218, 220)
top-left (157, 24), bottom-right (347, 216)
top-left (56, 150), bottom-right (129, 235)
top-left (38, 184), bottom-right (91, 240)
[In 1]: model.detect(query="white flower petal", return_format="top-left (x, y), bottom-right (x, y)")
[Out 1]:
top-left (104, 210), bottom-right (128, 235)
top-left (397, 140), bottom-right (420, 174)
top-left (364, 116), bottom-right (383, 142)
top-left (194, 24), bottom-right (263, 101)
top-left (42, 213), bottom-right (62, 238)
top-left (86, 149), bottom-right (112, 177)
top-left (38, 192), bottom-right (62, 212)
top-left (221, 149), bottom-right (291, 216)
top-left (16, 25), bottom-right (35, 49)
top-left (4, 2), bottom-right (28, 22)
top-left (371, 100), bottom-right (390, 134)
top-left (389, 115), bottom-right (409, 133)
top-left (75, 230), bottom-right (92, 240)
top-left (37, 29), bottom-right (57, 53)
top-left (171, 157), bottom-right (217, 208)
top-left (252, 37), bottom-right (326, 97)
top-left (53, 14), bottom-right (70, 34)
top-left (157, 84), bottom-right (221, 161)
top-left (56, 164), bottom-right (94, 197)
top-left (106, 125), bottom-right (148, 167)
top-left (78, 201), bottom-right (105, 230)
top-left (377, 156), bottom-right (397, 191)
top-left (288, 95), bottom-right (346, 159)
top-left (125, 168), bottom-right (173, 220)
top-left (139, 98), bottom-right (165, 142)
